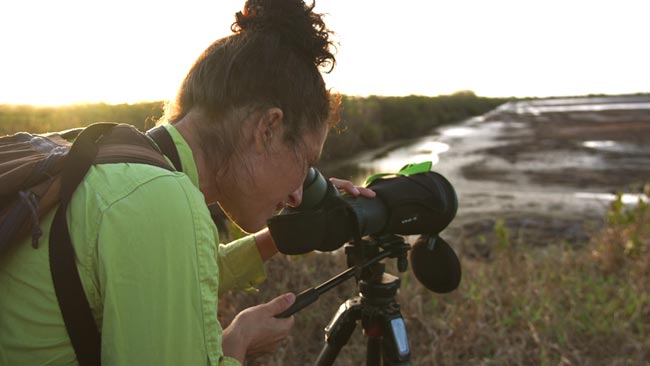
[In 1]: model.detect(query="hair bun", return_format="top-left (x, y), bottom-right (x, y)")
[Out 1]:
top-left (232, 0), bottom-right (335, 71)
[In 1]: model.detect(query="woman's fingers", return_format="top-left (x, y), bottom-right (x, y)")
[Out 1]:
top-left (223, 293), bottom-right (296, 361)
top-left (264, 292), bottom-right (296, 317)
top-left (329, 178), bottom-right (376, 198)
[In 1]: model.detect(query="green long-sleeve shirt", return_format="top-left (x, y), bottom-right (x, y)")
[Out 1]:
top-left (0, 123), bottom-right (265, 365)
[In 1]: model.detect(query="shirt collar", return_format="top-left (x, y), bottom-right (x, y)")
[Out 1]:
top-left (161, 123), bottom-right (200, 189)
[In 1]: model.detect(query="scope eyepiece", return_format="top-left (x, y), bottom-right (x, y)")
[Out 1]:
top-left (299, 167), bottom-right (336, 210)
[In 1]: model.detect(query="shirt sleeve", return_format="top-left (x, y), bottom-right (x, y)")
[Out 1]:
top-left (217, 234), bottom-right (266, 295)
top-left (221, 356), bottom-right (243, 366)
top-left (95, 173), bottom-right (230, 366)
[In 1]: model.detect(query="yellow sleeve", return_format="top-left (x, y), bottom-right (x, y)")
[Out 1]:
top-left (217, 234), bottom-right (266, 295)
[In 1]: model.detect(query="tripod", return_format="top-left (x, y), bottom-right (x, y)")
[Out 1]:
top-left (275, 235), bottom-right (412, 366)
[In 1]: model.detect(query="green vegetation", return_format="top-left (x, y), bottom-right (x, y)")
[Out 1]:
top-left (0, 91), bottom-right (506, 165)
top-left (219, 189), bottom-right (650, 365)
top-left (0, 102), bottom-right (164, 135)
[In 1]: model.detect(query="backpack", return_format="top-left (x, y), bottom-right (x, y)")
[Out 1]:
top-left (0, 122), bottom-right (178, 366)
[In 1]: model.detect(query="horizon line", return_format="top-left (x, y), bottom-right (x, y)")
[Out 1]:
top-left (2, 91), bottom-right (650, 108)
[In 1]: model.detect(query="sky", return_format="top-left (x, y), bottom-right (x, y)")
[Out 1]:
top-left (1, 0), bottom-right (649, 106)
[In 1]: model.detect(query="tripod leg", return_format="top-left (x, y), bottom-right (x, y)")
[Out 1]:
top-left (366, 335), bottom-right (382, 366)
top-left (362, 308), bottom-right (411, 366)
top-left (380, 315), bottom-right (410, 366)
top-left (315, 299), bottom-right (362, 366)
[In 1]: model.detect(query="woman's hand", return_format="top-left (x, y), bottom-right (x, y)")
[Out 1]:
top-left (222, 293), bottom-right (296, 362)
top-left (329, 178), bottom-right (376, 198)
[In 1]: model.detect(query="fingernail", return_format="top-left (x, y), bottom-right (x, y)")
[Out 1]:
top-left (352, 187), bottom-right (360, 195)
top-left (285, 293), bottom-right (296, 304)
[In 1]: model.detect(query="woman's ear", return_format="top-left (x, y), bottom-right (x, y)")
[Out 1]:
top-left (254, 107), bottom-right (284, 152)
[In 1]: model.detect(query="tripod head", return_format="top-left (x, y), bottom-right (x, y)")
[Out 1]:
top-left (275, 232), bottom-right (460, 319)
top-left (275, 235), bottom-right (411, 318)
top-left (310, 235), bottom-right (415, 365)
top-left (345, 235), bottom-right (409, 281)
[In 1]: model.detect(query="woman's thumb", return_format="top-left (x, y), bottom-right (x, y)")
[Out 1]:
top-left (265, 292), bottom-right (296, 315)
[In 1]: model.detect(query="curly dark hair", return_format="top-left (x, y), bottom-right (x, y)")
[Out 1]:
top-left (164, 0), bottom-right (339, 169)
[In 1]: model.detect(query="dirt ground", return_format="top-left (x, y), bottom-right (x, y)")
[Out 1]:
top-left (476, 108), bottom-right (650, 189)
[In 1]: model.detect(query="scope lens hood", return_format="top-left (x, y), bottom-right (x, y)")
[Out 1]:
top-left (368, 171), bottom-right (458, 235)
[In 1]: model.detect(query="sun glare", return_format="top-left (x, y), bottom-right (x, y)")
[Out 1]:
top-left (0, 0), bottom-right (234, 106)
top-left (1, 0), bottom-right (648, 105)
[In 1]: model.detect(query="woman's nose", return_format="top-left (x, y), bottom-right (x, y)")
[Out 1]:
top-left (287, 185), bottom-right (303, 208)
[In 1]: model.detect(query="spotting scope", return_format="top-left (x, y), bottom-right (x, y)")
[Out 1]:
top-left (268, 165), bottom-right (458, 253)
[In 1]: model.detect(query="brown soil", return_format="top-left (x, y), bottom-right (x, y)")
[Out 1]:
top-left (475, 109), bottom-right (650, 191)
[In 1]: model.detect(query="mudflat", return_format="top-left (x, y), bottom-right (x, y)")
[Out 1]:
top-left (440, 96), bottom-right (650, 257)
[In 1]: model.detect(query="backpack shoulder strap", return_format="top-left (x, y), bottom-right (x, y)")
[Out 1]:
top-left (50, 123), bottom-right (115, 366)
top-left (95, 124), bottom-right (173, 170)
top-left (49, 122), bottom-right (174, 366)
top-left (145, 125), bottom-right (183, 172)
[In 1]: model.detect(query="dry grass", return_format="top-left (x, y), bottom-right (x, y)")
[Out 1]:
top-left (219, 190), bottom-right (650, 366)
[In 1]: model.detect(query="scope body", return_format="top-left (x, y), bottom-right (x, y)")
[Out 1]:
top-left (268, 167), bottom-right (458, 255)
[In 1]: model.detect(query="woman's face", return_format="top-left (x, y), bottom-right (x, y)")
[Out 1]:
top-left (218, 117), bottom-right (328, 233)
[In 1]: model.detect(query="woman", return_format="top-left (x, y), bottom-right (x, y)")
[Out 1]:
top-left (0, 0), bottom-right (373, 365)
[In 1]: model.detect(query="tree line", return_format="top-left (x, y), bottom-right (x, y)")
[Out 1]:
top-left (0, 102), bottom-right (163, 135)
top-left (321, 91), bottom-right (506, 161)
top-left (0, 91), bottom-right (507, 163)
